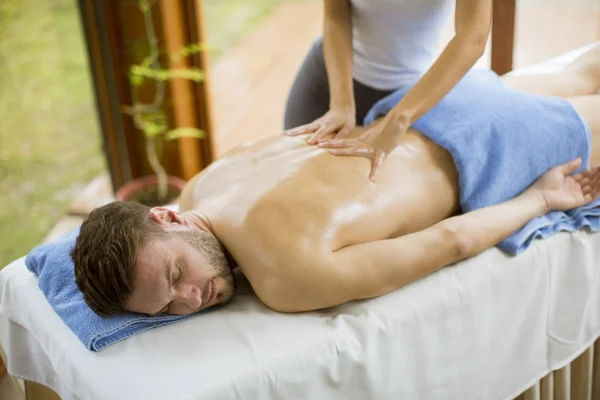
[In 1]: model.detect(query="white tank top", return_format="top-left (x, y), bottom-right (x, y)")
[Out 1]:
top-left (350, 0), bottom-right (455, 90)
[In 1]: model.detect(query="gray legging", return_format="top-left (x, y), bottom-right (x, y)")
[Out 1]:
top-left (284, 37), bottom-right (396, 130)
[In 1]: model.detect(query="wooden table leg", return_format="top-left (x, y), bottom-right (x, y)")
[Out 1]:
top-left (0, 357), bottom-right (7, 378)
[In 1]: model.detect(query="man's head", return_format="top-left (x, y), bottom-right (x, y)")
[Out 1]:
top-left (71, 201), bottom-right (235, 318)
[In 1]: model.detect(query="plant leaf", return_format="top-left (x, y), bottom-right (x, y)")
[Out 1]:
top-left (130, 74), bottom-right (144, 87)
top-left (165, 128), bottom-right (205, 140)
top-left (170, 43), bottom-right (209, 63)
top-left (142, 120), bottom-right (167, 137)
top-left (168, 68), bottom-right (205, 82)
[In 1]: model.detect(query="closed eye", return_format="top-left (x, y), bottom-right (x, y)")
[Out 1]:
top-left (150, 264), bottom-right (183, 317)
top-left (174, 265), bottom-right (183, 286)
top-left (164, 266), bottom-right (183, 314)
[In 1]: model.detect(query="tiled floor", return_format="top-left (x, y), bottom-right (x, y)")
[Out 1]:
top-left (1, 1), bottom-right (599, 398)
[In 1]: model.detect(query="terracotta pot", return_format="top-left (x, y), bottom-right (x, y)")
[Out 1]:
top-left (116, 175), bottom-right (187, 205)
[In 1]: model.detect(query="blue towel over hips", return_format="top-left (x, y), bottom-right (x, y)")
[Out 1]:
top-left (364, 68), bottom-right (600, 255)
top-left (25, 228), bottom-right (192, 351)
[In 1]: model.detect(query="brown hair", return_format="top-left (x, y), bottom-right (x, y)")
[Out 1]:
top-left (71, 201), bottom-right (165, 317)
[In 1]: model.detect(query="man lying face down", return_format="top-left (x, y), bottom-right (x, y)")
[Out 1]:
top-left (71, 46), bottom-right (600, 318)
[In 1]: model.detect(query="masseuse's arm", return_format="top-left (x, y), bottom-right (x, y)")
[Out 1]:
top-left (387, 0), bottom-right (492, 126)
top-left (270, 159), bottom-right (600, 312)
top-left (320, 0), bottom-right (492, 180)
top-left (284, 0), bottom-right (355, 142)
top-left (324, 0), bottom-right (355, 118)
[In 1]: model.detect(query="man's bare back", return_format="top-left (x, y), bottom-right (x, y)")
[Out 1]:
top-left (178, 126), bottom-right (457, 301)
top-left (182, 127), bottom-right (458, 255)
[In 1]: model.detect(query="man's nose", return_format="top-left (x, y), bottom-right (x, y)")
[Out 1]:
top-left (174, 284), bottom-right (203, 309)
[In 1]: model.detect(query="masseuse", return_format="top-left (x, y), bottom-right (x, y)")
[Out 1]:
top-left (284, 0), bottom-right (492, 180)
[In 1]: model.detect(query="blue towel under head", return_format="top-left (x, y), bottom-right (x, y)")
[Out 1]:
top-left (364, 68), bottom-right (600, 255)
top-left (25, 228), bottom-right (192, 351)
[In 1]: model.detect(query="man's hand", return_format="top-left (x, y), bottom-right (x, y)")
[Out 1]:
top-left (283, 107), bottom-right (356, 145)
top-left (527, 158), bottom-right (600, 212)
top-left (318, 114), bottom-right (409, 181)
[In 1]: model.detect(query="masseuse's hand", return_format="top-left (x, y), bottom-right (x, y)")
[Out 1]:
top-left (284, 107), bottom-right (356, 145)
top-left (528, 158), bottom-right (600, 212)
top-left (318, 114), bottom-right (409, 181)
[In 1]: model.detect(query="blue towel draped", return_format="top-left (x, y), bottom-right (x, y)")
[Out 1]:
top-left (364, 68), bottom-right (600, 255)
top-left (25, 228), bottom-right (192, 351)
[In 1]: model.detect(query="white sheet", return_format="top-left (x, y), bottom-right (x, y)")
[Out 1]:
top-left (2, 228), bottom-right (600, 400)
top-left (1, 44), bottom-right (600, 400)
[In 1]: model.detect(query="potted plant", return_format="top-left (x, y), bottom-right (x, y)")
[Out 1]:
top-left (117, 0), bottom-right (205, 206)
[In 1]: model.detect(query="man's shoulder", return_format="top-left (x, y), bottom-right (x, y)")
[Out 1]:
top-left (223, 213), bottom-right (324, 276)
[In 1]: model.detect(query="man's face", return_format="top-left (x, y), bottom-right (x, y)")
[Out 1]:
top-left (124, 230), bottom-right (235, 316)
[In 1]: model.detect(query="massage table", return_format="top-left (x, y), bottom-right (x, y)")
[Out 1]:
top-left (1, 45), bottom-right (600, 400)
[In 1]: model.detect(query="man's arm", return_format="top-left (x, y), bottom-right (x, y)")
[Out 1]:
top-left (263, 190), bottom-right (547, 313)
top-left (296, 191), bottom-right (546, 311)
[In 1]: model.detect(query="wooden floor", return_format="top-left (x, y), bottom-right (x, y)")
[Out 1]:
top-left (2, 1), bottom-right (600, 398)
top-left (208, 1), bottom-right (323, 154)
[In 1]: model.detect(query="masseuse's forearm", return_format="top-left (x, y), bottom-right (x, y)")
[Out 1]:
top-left (389, 36), bottom-right (485, 126)
top-left (442, 191), bottom-right (547, 261)
top-left (388, 0), bottom-right (492, 126)
top-left (323, 0), bottom-right (355, 111)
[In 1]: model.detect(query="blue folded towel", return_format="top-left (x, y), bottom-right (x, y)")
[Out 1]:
top-left (364, 68), bottom-right (600, 255)
top-left (25, 228), bottom-right (192, 351)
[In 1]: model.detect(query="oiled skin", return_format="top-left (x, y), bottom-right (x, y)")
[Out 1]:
top-left (179, 125), bottom-right (460, 299)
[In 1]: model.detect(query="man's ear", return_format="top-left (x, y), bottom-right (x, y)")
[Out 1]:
top-left (148, 207), bottom-right (186, 227)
